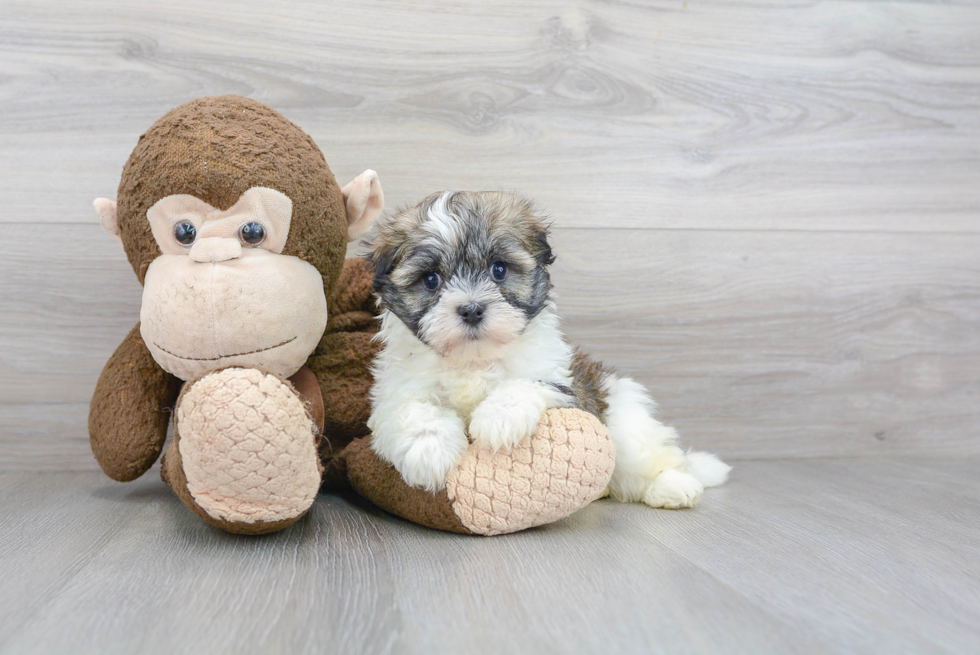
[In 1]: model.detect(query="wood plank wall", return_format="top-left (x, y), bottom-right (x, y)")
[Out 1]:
top-left (1, 0), bottom-right (978, 469)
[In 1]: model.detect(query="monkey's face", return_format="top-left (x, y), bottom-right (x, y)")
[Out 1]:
top-left (138, 188), bottom-right (328, 381)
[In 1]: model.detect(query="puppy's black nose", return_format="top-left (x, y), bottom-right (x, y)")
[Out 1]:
top-left (457, 302), bottom-right (485, 326)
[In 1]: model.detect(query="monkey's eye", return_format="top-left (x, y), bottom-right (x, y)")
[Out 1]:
top-left (174, 221), bottom-right (197, 246)
top-left (421, 272), bottom-right (442, 291)
top-left (490, 261), bottom-right (508, 282)
top-left (239, 222), bottom-right (266, 246)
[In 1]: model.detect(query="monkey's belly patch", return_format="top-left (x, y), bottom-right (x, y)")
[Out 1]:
top-left (176, 368), bottom-right (320, 524)
top-left (445, 408), bottom-right (616, 536)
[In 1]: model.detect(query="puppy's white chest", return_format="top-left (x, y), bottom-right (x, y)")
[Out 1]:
top-left (444, 369), bottom-right (494, 417)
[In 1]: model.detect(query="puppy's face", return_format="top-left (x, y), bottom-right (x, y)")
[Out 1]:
top-left (369, 191), bottom-right (555, 360)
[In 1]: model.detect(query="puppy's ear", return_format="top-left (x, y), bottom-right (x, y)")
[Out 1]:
top-left (532, 224), bottom-right (556, 266)
top-left (368, 244), bottom-right (396, 295)
top-left (511, 194), bottom-right (555, 266)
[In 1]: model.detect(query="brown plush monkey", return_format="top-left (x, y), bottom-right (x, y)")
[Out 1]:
top-left (90, 95), bottom-right (614, 535)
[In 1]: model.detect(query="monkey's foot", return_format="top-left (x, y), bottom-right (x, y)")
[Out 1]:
top-left (163, 367), bottom-right (322, 534)
top-left (342, 408), bottom-right (616, 536)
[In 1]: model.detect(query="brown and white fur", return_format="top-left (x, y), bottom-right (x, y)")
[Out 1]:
top-left (365, 191), bottom-right (730, 508)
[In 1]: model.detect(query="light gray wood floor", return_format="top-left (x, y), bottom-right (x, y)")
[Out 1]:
top-left (2, 458), bottom-right (978, 655)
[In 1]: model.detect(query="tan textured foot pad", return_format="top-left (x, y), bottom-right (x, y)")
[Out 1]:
top-left (343, 408), bottom-right (615, 536)
top-left (175, 368), bottom-right (321, 530)
top-left (448, 408), bottom-right (616, 535)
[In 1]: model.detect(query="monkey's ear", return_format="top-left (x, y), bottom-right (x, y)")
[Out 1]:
top-left (341, 170), bottom-right (384, 242)
top-left (93, 198), bottom-right (122, 246)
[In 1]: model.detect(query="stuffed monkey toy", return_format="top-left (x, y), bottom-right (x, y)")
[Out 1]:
top-left (90, 95), bottom-right (614, 536)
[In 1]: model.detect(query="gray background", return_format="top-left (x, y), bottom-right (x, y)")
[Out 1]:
top-left (4, 0), bottom-right (978, 467)
top-left (1, 1), bottom-right (978, 653)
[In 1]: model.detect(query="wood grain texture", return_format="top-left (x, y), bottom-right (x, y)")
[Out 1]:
top-left (2, 0), bottom-right (979, 467)
top-left (1, 459), bottom-right (978, 654)
top-left (3, 4), bottom-right (979, 653)
top-left (2, 224), bottom-right (978, 468)
top-left (551, 228), bottom-right (980, 458)
top-left (0, 0), bottom-right (978, 231)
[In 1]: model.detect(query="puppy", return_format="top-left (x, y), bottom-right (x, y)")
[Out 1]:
top-left (365, 191), bottom-right (730, 508)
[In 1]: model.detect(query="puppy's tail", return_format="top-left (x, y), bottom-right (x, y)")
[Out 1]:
top-left (685, 451), bottom-right (731, 488)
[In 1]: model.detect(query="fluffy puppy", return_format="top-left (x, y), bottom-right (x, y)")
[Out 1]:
top-left (366, 191), bottom-right (730, 508)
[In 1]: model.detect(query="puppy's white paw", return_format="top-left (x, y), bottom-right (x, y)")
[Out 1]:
top-left (396, 421), bottom-right (467, 492)
top-left (468, 396), bottom-right (542, 452)
top-left (643, 469), bottom-right (704, 509)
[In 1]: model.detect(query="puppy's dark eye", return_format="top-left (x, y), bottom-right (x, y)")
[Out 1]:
top-left (422, 272), bottom-right (442, 291)
top-left (174, 221), bottom-right (196, 246)
top-left (239, 222), bottom-right (266, 246)
top-left (490, 261), bottom-right (507, 282)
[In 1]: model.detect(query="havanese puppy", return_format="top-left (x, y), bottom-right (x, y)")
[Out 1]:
top-left (365, 191), bottom-right (730, 508)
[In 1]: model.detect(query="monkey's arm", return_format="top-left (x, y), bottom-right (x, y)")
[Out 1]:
top-left (308, 257), bottom-right (379, 481)
top-left (89, 323), bottom-right (182, 481)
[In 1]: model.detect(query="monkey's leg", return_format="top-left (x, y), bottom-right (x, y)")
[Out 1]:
top-left (340, 408), bottom-right (617, 536)
top-left (162, 367), bottom-right (323, 535)
top-left (90, 323), bottom-right (182, 481)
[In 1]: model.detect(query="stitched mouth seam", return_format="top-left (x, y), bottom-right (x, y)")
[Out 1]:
top-left (153, 336), bottom-right (297, 361)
